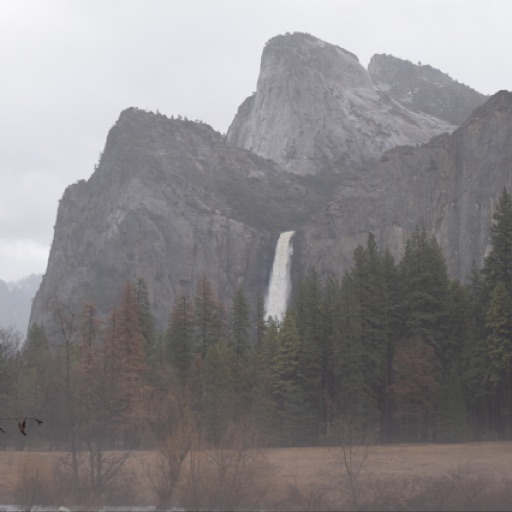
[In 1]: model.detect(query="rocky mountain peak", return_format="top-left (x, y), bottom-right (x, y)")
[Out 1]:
top-left (297, 90), bottom-right (512, 283)
top-left (29, 34), bottom-right (508, 339)
top-left (463, 89), bottom-right (512, 125)
top-left (261, 32), bottom-right (367, 89)
top-left (29, 108), bottom-right (326, 331)
top-left (227, 32), bottom-right (454, 175)
top-left (368, 53), bottom-right (488, 125)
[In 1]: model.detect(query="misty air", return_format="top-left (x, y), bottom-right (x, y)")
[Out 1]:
top-left (1, 2), bottom-right (512, 510)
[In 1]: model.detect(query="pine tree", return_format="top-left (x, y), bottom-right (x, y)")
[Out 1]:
top-left (271, 312), bottom-right (312, 445)
top-left (135, 278), bottom-right (157, 363)
top-left (0, 328), bottom-right (22, 440)
top-left (291, 269), bottom-right (323, 439)
top-left (109, 281), bottom-right (149, 445)
top-left (483, 187), bottom-right (512, 295)
top-left (332, 266), bottom-right (368, 429)
top-left (22, 323), bottom-right (49, 371)
top-left (478, 188), bottom-right (512, 438)
top-left (461, 263), bottom-right (490, 439)
top-left (48, 300), bottom-right (79, 451)
top-left (254, 289), bottom-right (266, 349)
top-left (231, 285), bottom-right (250, 357)
top-left (251, 317), bottom-right (279, 444)
top-left (319, 276), bottom-right (339, 429)
top-left (331, 235), bottom-right (394, 437)
top-left (398, 227), bottom-right (450, 368)
top-left (445, 280), bottom-right (471, 366)
top-left (388, 337), bottom-right (440, 441)
top-left (19, 323), bottom-right (60, 447)
top-left (485, 282), bottom-right (512, 435)
top-left (229, 285), bottom-right (255, 421)
top-left (194, 274), bottom-right (223, 357)
top-left (359, 234), bottom-right (391, 432)
top-left (76, 302), bottom-right (112, 451)
top-left (77, 303), bottom-right (103, 418)
top-left (380, 248), bottom-right (399, 442)
top-left (486, 283), bottom-right (512, 381)
top-left (434, 367), bottom-right (470, 442)
top-left (76, 300), bottom-right (137, 495)
top-left (429, 280), bottom-right (473, 442)
top-left (201, 341), bottom-right (237, 443)
top-left (166, 291), bottom-right (194, 382)
top-left (293, 269), bottom-right (322, 345)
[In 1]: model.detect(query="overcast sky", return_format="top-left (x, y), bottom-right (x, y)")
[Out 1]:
top-left (1, 0), bottom-right (510, 282)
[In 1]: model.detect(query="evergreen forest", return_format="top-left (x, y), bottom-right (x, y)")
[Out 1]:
top-left (3, 188), bottom-right (512, 458)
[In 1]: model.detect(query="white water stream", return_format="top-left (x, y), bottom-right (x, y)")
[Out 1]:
top-left (264, 231), bottom-right (295, 323)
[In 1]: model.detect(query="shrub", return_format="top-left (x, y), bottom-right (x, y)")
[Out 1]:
top-left (178, 418), bottom-right (269, 510)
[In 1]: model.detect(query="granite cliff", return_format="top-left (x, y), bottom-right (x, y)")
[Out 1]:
top-left (227, 32), bottom-right (454, 175)
top-left (29, 32), bottom-right (509, 334)
top-left (30, 109), bottom-right (324, 331)
top-left (368, 53), bottom-right (488, 125)
top-left (296, 90), bottom-right (512, 282)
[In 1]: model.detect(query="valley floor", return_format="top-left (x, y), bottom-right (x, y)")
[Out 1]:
top-left (1, 441), bottom-right (512, 510)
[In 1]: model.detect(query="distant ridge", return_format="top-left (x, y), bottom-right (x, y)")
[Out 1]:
top-left (0, 274), bottom-right (42, 335)
top-left (368, 53), bottom-right (488, 125)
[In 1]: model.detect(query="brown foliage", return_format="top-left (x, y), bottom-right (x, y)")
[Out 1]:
top-left (389, 336), bottom-right (440, 441)
top-left (110, 281), bottom-right (150, 438)
top-left (71, 284), bottom-right (152, 500)
top-left (144, 369), bottom-right (195, 507)
top-left (178, 418), bottom-right (268, 510)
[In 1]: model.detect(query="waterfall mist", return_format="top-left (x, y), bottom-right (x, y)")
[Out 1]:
top-left (264, 231), bottom-right (295, 322)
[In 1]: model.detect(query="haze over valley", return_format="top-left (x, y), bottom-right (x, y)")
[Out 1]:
top-left (2, 3), bottom-right (512, 509)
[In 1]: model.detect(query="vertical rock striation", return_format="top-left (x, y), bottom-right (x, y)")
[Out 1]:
top-left (368, 53), bottom-right (488, 125)
top-left (297, 91), bottom-right (512, 282)
top-left (29, 32), bottom-right (509, 337)
top-left (29, 109), bottom-right (322, 331)
top-left (227, 32), bottom-right (454, 175)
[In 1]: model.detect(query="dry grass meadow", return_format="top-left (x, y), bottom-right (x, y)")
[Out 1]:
top-left (1, 441), bottom-right (512, 509)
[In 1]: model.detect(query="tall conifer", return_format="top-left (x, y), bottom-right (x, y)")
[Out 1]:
top-left (481, 188), bottom-right (512, 437)
top-left (483, 187), bottom-right (512, 294)
top-left (194, 274), bottom-right (223, 357)
top-left (231, 285), bottom-right (250, 357)
top-left (398, 227), bottom-right (450, 368)
top-left (110, 282), bottom-right (149, 445)
top-left (271, 313), bottom-right (314, 445)
top-left (135, 278), bottom-right (157, 363)
top-left (485, 282), bottom-right (512, 435)
top-left (166, 291), bottom-right (194, 382)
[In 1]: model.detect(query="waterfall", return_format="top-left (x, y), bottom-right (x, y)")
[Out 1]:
top-left (265, 231), bottom-right (295, 322)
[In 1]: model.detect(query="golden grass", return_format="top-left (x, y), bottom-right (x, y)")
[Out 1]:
top-left (261, 442), bottom-right (512, 507)
top-left (0, 441), bottom-right (511, 507)
top-left (0, 451), bottom-right (57, 503)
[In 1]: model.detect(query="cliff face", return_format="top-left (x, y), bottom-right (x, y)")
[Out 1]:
top-left (30, 33), bottom-right (509, 336)
top-left (368, 54), bottom-right (488, 125)
top-left (30, 109), bottom-right (323, 330)
top-left (297, 91), bottom-right (512, 282)
top-left (227, 32), bottom-right (454, 175)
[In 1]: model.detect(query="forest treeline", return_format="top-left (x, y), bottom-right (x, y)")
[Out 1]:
top-left (2, 188), bottom-right (512, 454)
